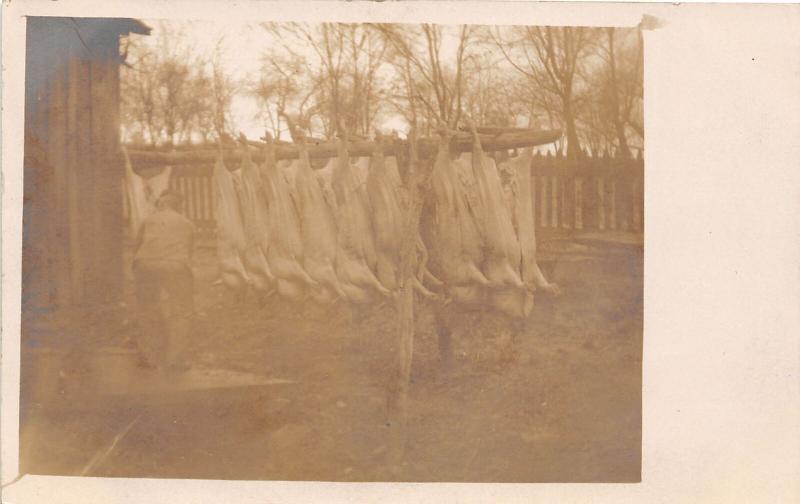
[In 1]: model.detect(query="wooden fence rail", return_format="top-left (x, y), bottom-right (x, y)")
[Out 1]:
top-left (123, 153), bottom-right (644, 240)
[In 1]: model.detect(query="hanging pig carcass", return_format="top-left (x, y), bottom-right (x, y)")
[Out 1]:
top-left (212, 152), bottom-right (250, 299)
top-left (366, 134), bottom-right (406, 291)
top-left (419, 129), bottom-right (490, 306)
top-left (209, 126), bottom-right (556, 361)
top-left (237, 140), bottom-right (276, 298)
top-left (415, 126), bottom-right (560, 364)
top-left (459, 124), bottom-right (532, 319)
top-left (329, 137), bottom-right (391, 304)
top-left (258, 135), bottom-right (318, 301)
top-left (499, 148), bottom-right (561, 316)
top-left (289, 130), bottom-right (346, 304)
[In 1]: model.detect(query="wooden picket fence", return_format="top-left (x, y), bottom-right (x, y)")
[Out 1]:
top-left (124, 153), bottom-right (644, 242)
top-left (122, 163), bottom-right (217, 239)
top-left (530, 152), bottom-right (644, 236)
top-left (168, 164), bottom-right (216, 236)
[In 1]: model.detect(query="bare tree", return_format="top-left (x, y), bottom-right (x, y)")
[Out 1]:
top-left (152, 24), bottom-right (200, 146)
top-left (157, 59), bottom-right (192, 146)
top-left (121, 21), bottom-right (212, 146)
top-left (260, 22), bottom-right (387, 138)
top-left (122, 20), bottom-right (641, 152)
top-left (491, 26), bottom-right (597, 158)
top-left (590, 27), bottom-right (643, 157)
top-left (577, 85), bottom-right (614, 156)
top-left (121, 34), bottom-right (163, 146)
top-left (122, 26), bottom-right (242, 146)
top-left (205, 38), bottom-right (240, 141)
top-left (462, 50), bottom-right (527, 127)
top-left (377, 24), bottom-right (476, 131)
top-left (621, 28), bottom-right (644, 148)
top-left (341, 24), bottom-right (387, 135)
top-left (251, 54), bottom-right (303, 139)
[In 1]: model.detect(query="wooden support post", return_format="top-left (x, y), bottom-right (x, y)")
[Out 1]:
top-left (539, 174), bottom-right (548, 229)
top-left (387, 131), bottom-right (426, 464)
top-left (550, 176), bottom-right (559, 228)
top-left (565, 174), bottom-right (576, 231)
top-left (531, 173), bottom-right (539, 233)
top-left (609, 179), bottom-right (618, 231)
top-left (607, 179), bottom-right (613, 231)
top-left (597, 176), bottom-right (606, 230)
top-left (575, 177), bottom-right (583, 230)
top-left (555, 175), bottom-right (563, 230)
top-left (635, 174), bottom-right (645, 233)
top-left (560, 178), bottom-right (567, 233)
top-left (631, 178), bottom-right (640, 232)
top-left (616, 173), bottom-right (631, 231)
top-left (592, 176), bottom-right (600, 230)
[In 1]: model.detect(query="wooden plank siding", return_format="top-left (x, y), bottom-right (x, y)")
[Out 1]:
top-left (23, 17), bottom-right (148, 315)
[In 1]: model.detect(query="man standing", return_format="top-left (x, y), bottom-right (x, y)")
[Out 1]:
top-left (133, 190), bottom-right (196, 372)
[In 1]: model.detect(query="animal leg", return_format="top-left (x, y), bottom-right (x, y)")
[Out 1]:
top-left (412, 277), bottom-right (437, 299)
top-left (423, 268), bottom-right (444, 288)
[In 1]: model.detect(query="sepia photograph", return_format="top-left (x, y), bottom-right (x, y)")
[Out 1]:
top-left (5, 1), bottom-right (800, 502)
top-left (19, 14), bottom-right (645, 483)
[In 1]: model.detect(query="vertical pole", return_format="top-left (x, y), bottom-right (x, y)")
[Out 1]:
top-left (550, 176), bottom-right (558, 228)
top-left (575, 177), bottom-right (583, 230)
top-left (583, 174), bottom-right (596, 231)
top-left (539, 174), bottom-right (548, 229)
top-left (636, 152), bottom-right (645, 234)
top-left (617, 172), bottom-right (631, 232)
top-left (638, 174), bottom-right (645, 233)
top-left (531, 173), bottom-right (538, 234)
top-left (635, 178), bottom-right (640, 232)
top-left (597, 176), bottom-right (606, 230)
top-left (564, 172), bottom-right (577, 230)
top-left (610, 179), bottom-right (618, 231)
top-left (388, 132), bottom-right (424, 464)
top-left (563, 157), bottom-right (575, 231)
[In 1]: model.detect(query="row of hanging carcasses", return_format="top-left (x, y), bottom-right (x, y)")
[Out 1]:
top-left (213, 131), bottom-right (558, 318)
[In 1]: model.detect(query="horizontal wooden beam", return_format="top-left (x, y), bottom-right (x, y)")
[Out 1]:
top-left (125, 130), bottom-right (562, 168)
top-left (457, 125), bottom-right (547, 136)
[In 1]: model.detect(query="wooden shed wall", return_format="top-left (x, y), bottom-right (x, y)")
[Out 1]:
top-left (23, 18), bottom-right (144, 314)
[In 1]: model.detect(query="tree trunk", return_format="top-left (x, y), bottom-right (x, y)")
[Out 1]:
top-left (614, 120), bottom-right (630, 159)
top-left (563, 99), bottom-right (581, 159)
top-left (608, 28), bottom-right (632, 159)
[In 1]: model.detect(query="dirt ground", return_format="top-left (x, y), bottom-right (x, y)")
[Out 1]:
top-left (20, 239), bottom-right (642, 482)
